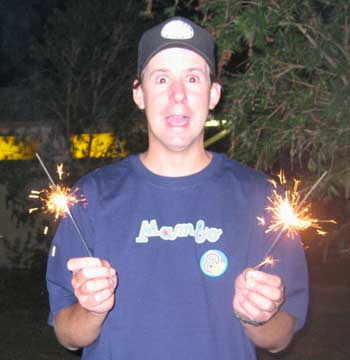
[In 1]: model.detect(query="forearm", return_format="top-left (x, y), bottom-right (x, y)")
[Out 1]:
top-left (243, 311), bottom-right (296, 352)
top-left (54, 303), bottom-right (108, 350)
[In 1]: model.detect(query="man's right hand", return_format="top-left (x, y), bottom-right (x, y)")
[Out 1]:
top-left (67, 257), bottom-right (118, 315)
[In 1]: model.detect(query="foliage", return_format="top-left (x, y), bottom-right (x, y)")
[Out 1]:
top-left (2, 0), bottom-right (350, 266)
top-left (143, 0), bottom-right (350, 258)
top-left (147, 1), bottom-right (348, 193)
top-left (30, 0), bottom-right (146, 157)
top-left (1, 0), bottom-right (151, 268)
top-left (150, 1), bottom-right (350, 198)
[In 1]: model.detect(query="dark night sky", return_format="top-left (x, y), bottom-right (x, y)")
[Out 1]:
top-left (0, 0), bottom-right (60, 85)
top-left (0, 0), bottom-right (334, 87)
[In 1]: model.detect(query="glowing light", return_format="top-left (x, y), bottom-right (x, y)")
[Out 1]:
top-left (256, 170), bottom-right (336, 267)
top-left (0, 133), bottom-right (127, 160)
top-left (57, 163), bottom-right (64, 180)
top-left (29, 162), bottom-right (85, 220)
top-left (257, 216), bottom-right (265, 226)
top-left (205, 119), bottom-right (228, 127)
top-left (0, 136), bottom-right (37, 160)
top-left (255, 256), bottom-right (276, 270)
top-left (71, 133), bottom-right (128, 159)
top-left (30, 153), bottom-right (92, 257)
top-left (29, 185), bottom-right (85, 220)
top-left (263, 171), bottom-right (335, 239)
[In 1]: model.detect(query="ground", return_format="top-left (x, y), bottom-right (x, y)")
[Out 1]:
top-left (1, 255), bottom-right (350, 359)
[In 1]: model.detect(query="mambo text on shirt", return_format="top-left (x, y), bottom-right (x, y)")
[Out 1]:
top-left (136, 219), bottom-right (223, 244)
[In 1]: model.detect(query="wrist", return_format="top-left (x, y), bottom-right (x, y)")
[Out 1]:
top-left (234, 311), bottom-right (267, 327)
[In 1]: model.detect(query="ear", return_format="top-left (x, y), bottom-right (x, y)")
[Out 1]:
top-left (133, 80), bottom-right (145, 110)
top-left (209, 81), bottom-right (221, 110)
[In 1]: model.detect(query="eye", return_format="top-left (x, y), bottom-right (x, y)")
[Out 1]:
top-left (187, 75), bottom-right (199, 83)
top-left (156, 76), bottom-right (168, 84)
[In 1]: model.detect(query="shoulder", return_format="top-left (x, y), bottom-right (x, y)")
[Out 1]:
top-left (215, 152), bottom-right (270, 192)
top-left (77, 156), bottom-right (133, 188)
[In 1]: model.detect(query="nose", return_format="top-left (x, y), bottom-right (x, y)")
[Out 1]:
top-left (170, 80), bottom-right (186, 103)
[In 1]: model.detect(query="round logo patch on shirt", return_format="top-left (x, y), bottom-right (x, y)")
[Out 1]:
top-left (200, 249), bottom-right (228, 277)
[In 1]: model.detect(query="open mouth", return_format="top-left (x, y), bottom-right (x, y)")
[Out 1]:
top-left (165, 115), bottom-right (189, 127)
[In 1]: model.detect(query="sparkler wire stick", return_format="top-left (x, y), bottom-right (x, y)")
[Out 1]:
top-left (263, 170), bottom-right (328, 259)
top-left (35, 153), bottom-right (93, 257)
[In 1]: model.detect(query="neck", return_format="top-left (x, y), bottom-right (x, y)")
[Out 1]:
top-left (140, 147), bottom-right (212, 177)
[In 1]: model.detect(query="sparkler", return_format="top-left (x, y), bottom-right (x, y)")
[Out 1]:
top-left (254, 256), bottom-right (276, 270)
top-left (256, 170), bottom-right (336, 268)
top-left (30, 153), bottom-right (92, 257)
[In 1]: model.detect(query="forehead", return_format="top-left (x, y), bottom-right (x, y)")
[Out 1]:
top-left (143, 47), bottom-right (210, 74)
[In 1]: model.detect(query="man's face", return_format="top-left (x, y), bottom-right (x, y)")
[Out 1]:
top-left (133, 47), bottom-right (221, 154)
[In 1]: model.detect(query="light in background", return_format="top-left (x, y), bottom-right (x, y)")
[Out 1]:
top-left (70, 133), bottom-right (128, 159)
top-left (205, 119), bottom-right (227, 127)
top-left (0, 133), bottom-right (127, 160)
top-left (0, 136), bottom-right (38, 160)
top-left (0, 120), bottom-right (226, 160)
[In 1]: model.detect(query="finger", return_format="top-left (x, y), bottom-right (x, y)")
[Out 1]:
top-left (259, 285), bottom-right (283, 303)
top-left (233, 292), bottom-right (252, 319)
top-left (246, 270), bottom-right (283, 289)
top-left (235, 271), bottom-right (249, 292)
top-left (246, 290), bottom-right (278, 313)
top-left (238, 294), bottom-right (268, 322)
top-left (78, 288), bottom-right (114, 310)
top-left (94, 288), bottom-right (115, 303)
top-left (75, 279), bottom-right (115, 303)
top-left (80, 266), bottom-right (116, 280)
top-left (67, 257), bottom-right (102, 272)
top-left (246, 280), bottom-right (284, 303)
top-left (83, 278), bottom-right (111, 294)
top-left (101, 259), bottom-right (113, 269)
top-left (72, 267), bottom-right (115, 290)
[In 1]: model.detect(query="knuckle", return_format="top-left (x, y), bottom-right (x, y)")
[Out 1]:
top-left (81, 268), bottom-right (89, 278)
top-left (260, 297), bottom-right (274, 312)
top-left (85, 280), bottom-right (94, 292)
top-left (250, 307), bottom-right (262, 319)
top-left (275, 276), bottom-right (283, 288)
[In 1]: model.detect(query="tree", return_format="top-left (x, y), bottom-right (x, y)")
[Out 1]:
top-left (144, 0), bottom-right (350, 257)
top-left (30, 0), bottom-right (146, 161)
top-left (0, 0), bottom-right (149, 268)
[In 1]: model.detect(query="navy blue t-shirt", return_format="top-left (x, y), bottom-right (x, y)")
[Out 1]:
top-left (47, 152), bottom-right (308, 360)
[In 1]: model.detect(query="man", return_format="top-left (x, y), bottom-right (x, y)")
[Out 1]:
top-left (47, 17), bottom-right (308, 359)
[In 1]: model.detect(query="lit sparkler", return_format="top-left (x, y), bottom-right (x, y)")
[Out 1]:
top-left (29, 184), bottom-right (83, 221)
top-left (255, 256), bottom-right (276, 270)
top-left (257, 170), bottom-right (336, 267)
top-left (29, 153), bottom-right (92, 257)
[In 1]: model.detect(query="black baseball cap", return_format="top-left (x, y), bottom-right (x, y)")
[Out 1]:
top-left (137, 16), bottom-right (216, 78)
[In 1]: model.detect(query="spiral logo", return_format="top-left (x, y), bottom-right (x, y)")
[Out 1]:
top-left (200, 249), bottom-right (228, 277)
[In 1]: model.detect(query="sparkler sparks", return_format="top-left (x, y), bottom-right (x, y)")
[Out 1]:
top-left (29, 184), bottom-right (84, 220)
top-left (56, 163), bottom-right (64, 180)
top-left (258, 170), bottom-right (336, 265)
top-left (265, 173), bottom-right (324, 238)
top-left (255, 256), bottom-right (276, 270)
top-left (29, 153), bottom-right (92, 257)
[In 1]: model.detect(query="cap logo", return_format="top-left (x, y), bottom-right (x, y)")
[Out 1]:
top-left (161, 20), bottom-right (194, 40)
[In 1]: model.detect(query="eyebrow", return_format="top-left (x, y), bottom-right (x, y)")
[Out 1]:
top-left (148, 67), bottom-right (207, 78)
top-left (148, 68), bottom-right (170, 78)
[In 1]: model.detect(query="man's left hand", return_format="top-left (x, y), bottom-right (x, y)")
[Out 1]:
top-left (233, 268), bottom-right (285, 325)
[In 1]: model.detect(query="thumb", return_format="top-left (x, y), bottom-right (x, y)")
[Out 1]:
top-left (67, 257), bottom-right (102, 272)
